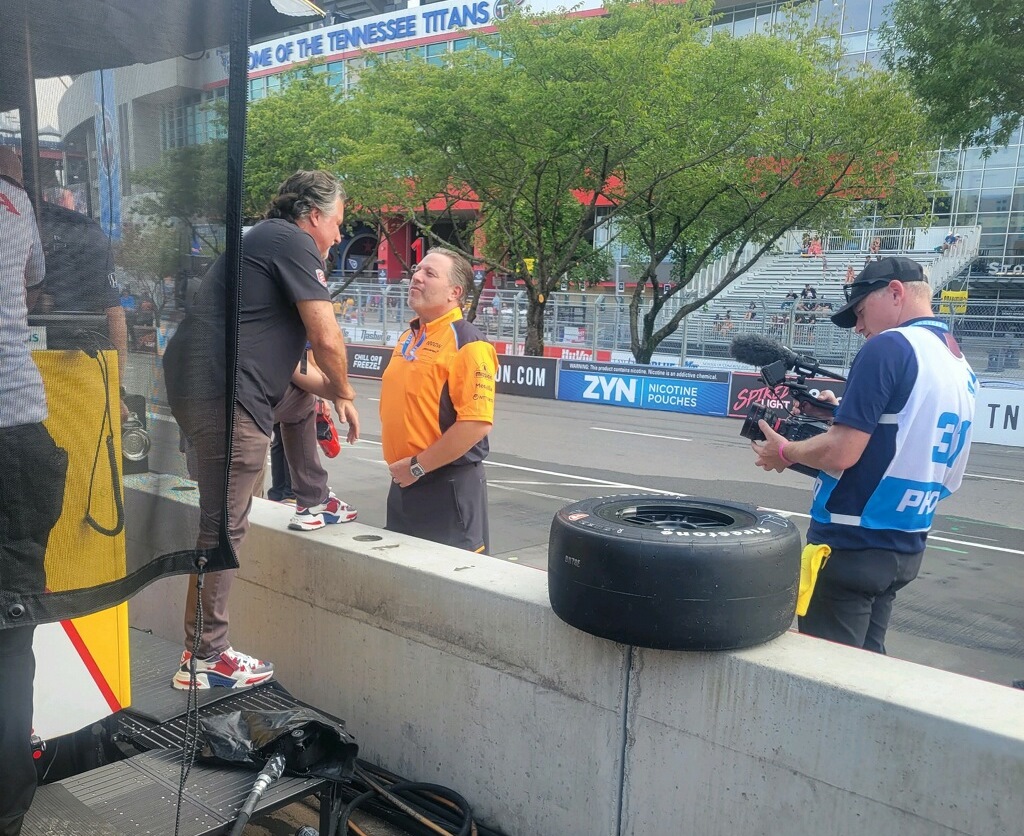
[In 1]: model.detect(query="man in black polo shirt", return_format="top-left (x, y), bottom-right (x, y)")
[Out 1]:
top-left (163, 170), bottom-right (359, 690)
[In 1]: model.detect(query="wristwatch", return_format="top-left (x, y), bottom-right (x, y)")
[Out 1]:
top-left (409, 456), bottom-right (426, 480)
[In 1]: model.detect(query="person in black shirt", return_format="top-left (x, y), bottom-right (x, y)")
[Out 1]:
top-left (163, 170), bottom-right (359, 690)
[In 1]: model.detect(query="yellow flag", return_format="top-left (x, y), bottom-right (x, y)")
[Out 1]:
top-left (796, 543), bottom-right (831, 616)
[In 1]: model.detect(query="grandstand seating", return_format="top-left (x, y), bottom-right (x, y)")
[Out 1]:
top-left (678, 241), bottom-right (975, 367)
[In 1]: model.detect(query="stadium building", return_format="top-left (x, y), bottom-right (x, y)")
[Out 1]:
top-left (36, 0), bottom-right (1024, 294)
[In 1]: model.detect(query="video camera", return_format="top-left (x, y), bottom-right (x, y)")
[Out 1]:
top-left (730, 335), bottom-right (846, 476)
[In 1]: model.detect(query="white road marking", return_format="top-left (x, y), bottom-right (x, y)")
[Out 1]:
top-left (964, 472), bottom-right (1024, 484)
top-left (488, 483), bottom-right (575, 502)
top-left (931, 530), bottom-right (1000, 542)
top-left (484, 461), bottom-right (686, 495)
top-left (490, 481), bottom-right (616, 487)
top-left (590, 426), bottom-right (692, 442)
top-left (485, 461), bottom-right (1024, 557)
top-left (153, 418), bottom-right (1024, 556)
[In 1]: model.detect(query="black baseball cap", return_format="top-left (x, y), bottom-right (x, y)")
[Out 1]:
top-left (830, 256), bottom-right (927, 329)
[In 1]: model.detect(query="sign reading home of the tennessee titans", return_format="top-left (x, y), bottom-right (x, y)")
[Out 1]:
top-left (245, 0), bottom-right (605, 74)
top-left (557, 361), bottom-right (729, 416)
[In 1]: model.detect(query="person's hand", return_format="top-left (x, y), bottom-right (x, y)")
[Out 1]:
top-left (792, 389), bottom-right (839, 420)
top-left (751, 420), bottom-right (790, 473)
top-left (332, 398), bottom-right (360, 444)
top-left (388, 456), bottom-right (418, 488)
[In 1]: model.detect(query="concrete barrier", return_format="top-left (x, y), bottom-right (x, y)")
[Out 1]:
top-left (127, 480), bottom-right (1024, 836)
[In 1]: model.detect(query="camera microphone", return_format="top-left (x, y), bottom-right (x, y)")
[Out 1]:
top-left (729, 334), bottom-right (846, 382)
top-left (729, 333), bottom-right (790, 367)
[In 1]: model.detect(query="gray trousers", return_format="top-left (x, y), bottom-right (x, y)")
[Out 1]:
top-left (175, 400), bottom-right (269, 658)
top-left (272, 384), bottom-right (329, 508)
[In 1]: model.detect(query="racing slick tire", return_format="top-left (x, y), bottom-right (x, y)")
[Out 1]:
top-left (548, 495), bottom-right (801, 650)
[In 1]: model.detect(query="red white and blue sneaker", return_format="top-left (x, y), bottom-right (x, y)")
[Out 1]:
top-left (171, 647), bottom-right (275, 690)
top-left (288, 490), bottom-right (357, 531)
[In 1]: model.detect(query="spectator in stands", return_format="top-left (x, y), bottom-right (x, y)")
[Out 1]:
top-left (942, 231), bottom-right (959, 254)
top-left (781, 290), bottom-right (798, 310)
top-left (745, 301), bottom-right (757, 321)
top-left (800, 232), bottom-right (811, 254)
top-left (867, 236), bottom-right (882, 263)
top-left (845, 264), bottom-right (856, 285)
top-left (801, 283), bottom-right (817, 300)
top-left (721, 310), bottom-right (734, 335)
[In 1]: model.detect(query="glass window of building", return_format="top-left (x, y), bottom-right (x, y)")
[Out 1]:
top-left (346, 57), bottom-right (364, 91)
top-left (426, 42), bottom-right (448, 66)
top-left (842, 32), bottom-right (868, 53)
top-left (732, 7), bottom-right (755, 36)
top-left (327, 61), bottom-right (344, 87)
top-left (842, 0), bottom-right (870, 33)
top-left (815, 0), bottom-right (838, 27)
top-left (983, 146), bottom-right (1021, 169)
top-left (754, 5), bottom-right (774, 32)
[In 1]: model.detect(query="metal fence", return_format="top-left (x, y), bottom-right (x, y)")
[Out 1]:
top-left (330, 282), bottom-right (1024, 380)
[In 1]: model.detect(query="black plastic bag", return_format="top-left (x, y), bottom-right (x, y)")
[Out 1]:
top-left (200, 708), bottom-right (358, 781)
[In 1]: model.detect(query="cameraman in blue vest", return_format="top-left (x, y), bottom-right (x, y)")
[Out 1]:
top-left (752, 257), bottom-right (976, 653)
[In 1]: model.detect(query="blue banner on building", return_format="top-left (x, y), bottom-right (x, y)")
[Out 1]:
top-left (557, 361), bottom-right (730, 416)
top-left (93, 69), bottom-right (122, 240)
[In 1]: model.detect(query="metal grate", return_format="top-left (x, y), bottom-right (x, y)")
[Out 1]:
top-left (25, 748), bottom-right (323, 836)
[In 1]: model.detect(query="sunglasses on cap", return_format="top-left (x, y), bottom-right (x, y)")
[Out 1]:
top-left (842, 278), bottom-right (893, 303)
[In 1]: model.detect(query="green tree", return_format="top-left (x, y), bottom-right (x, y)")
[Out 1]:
top-left (244, 69), bottom-right (349, 219)
top-left (882, 0), bottom-right (1024, 147)
top-left (337, 0), bottom-right (930, 357)
top-left (118, 221), bottom-right (181, 320)
top-left (132, 140), bottom-right (227, 256)
top-left (613, 9), bottom-right (930, 362)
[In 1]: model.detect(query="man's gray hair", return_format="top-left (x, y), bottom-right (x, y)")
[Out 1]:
top-left (426, 246), bottom-right (474, 299)
top-left (266, 170), bottom-right (346, 222)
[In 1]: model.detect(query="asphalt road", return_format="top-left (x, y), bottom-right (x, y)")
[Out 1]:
top-left (147, 378), bottom-right (1024, 688)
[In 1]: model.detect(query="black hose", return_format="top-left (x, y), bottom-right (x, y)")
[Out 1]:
top-left (228, 753), bottom-right (286, 836)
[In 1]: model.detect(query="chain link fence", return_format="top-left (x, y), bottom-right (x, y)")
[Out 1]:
top-left (315, 282), bottom-right (1024, 380)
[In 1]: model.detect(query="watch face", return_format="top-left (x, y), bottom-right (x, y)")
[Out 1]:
top-left (411, 461), bottom-right (425, 477)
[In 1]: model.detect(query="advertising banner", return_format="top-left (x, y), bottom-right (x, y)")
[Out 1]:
top-left (973, 384), bottom-right (1024, 447)
top-left (495, 354), bottom-right (557, 398)
top-left (727, 372), bottom-right (847, 419)
top-left (348, 344), bottom-right (393, 379)
top-left (557, 361), bottom-right (730, 416)
top-left (93, 69), bottom-right (122, 240)
top-left (492, 341), bottom-right (611, 362)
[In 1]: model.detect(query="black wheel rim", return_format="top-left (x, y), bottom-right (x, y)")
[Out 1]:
top-left (594, 500), bottom-right (754, 531)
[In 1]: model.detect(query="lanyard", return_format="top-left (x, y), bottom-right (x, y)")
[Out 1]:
top-left (907, 318), bottom-right (949, 332)
top-left (400, 326), bottom-right (427, 361)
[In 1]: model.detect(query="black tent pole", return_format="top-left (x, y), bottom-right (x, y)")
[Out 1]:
top-left (16, 3), bottom-right (42, 214)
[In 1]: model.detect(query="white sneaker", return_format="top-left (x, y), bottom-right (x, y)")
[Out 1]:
top-left (171, 647), bottom-right (275, 690)
top-left (288, 490), bottom-right (357, 531)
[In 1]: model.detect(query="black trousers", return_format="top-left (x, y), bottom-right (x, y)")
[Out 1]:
top-left (0, 423), bottom-right (68, 835)
top-left (386, 461), bottom-right (489, 554)
top-left (798, 546), bottom-right (924, 654)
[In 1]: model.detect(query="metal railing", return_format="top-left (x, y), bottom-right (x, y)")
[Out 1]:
top-left (329, 242), bottom-right (1020, 380)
